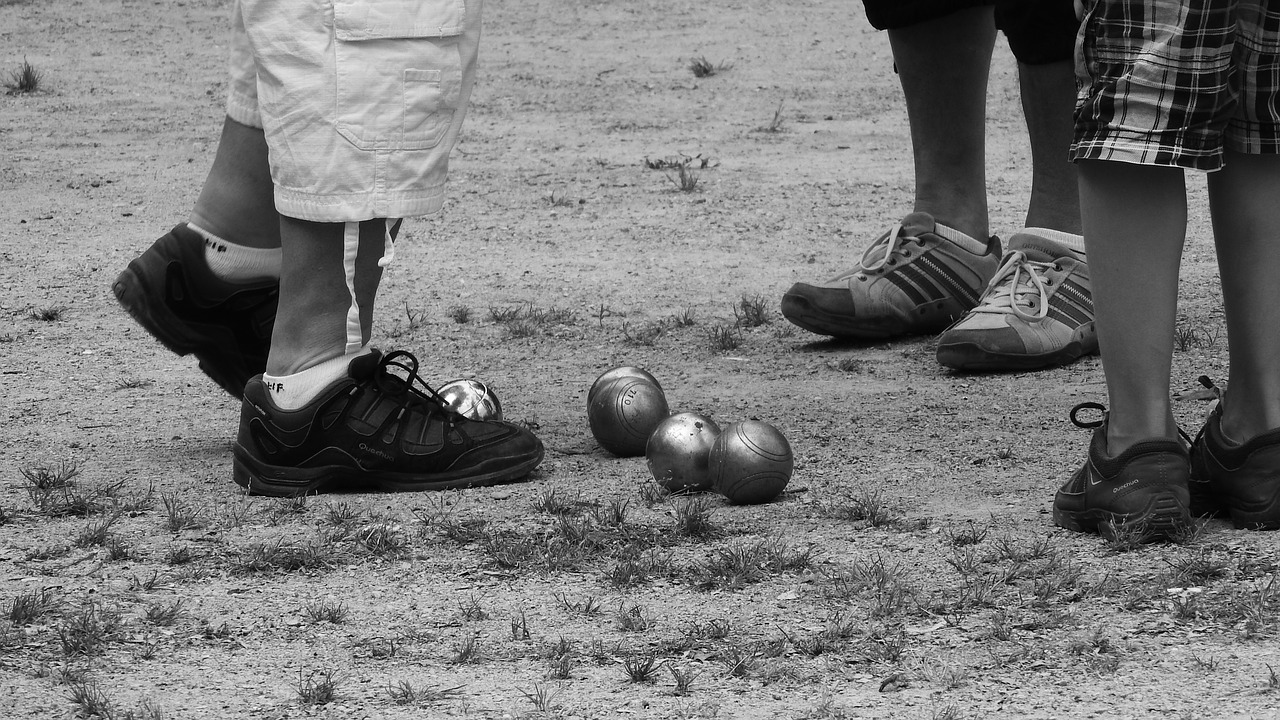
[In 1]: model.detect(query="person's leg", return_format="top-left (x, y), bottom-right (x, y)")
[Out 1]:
top-left (188, 118), bottom-right (280, 250)
top-left (1077, 159), bottom-right (1187, 451)
top-left (1206, 151), bottom-right (1280, 440)
top-left (889, 5), bottom-right (998, 241)
top-left (1018, 59), bottom-right (1081, 234)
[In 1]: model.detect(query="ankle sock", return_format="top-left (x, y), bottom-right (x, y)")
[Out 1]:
top-left (933, 223), bottom-right (990, 254)
top-left (1022, 227), bottom-right (1086, 259)
top-left (262, 350), bottom-right (368, 411)
top-left (188, 222), bottom-right (282, 282)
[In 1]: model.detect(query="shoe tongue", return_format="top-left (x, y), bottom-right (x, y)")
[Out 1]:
top-left (898, 212), bottom-right (938, 237)
top-left (1007, 233), bottom-right (1071, 263)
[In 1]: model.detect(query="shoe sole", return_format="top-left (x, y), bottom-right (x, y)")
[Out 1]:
top-left (780, 292), bottom-right (922, 340)
top-left (1052, 493), bottom-right (1190, 542)
top-left (231, 441), bottom-right (545, 496)
top-left (113, 267), bottom-right (250, 398)
top-left (936, 340), bottom-right (1091, 372)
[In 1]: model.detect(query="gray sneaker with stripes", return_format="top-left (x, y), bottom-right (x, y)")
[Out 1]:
top-left (780, 212), bottom-right (1001, 340)
top-left (935, 232), bottom-right (1096, 371)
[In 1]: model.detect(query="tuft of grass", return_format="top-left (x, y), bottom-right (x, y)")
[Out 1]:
top-left (1173, 324), bottom-right (1218, 352)
top-left (143, 599), bottom-right (185, 626)
top-left (303, 599), bottom-right (349, 624)
top-left (733, 294), bottom-right (770, 328)
top-left (458, 594), bottom-right (488, 621)
top-left (521, 681), bottom-right (559, 711)
top-left (5, 57), bottom-right (42, 94)
top-left (115, 377), bottom-right (154, 390)
top-left (72, 512), bottom-right (122, 548)
top-left (548, 189), bottom-right (576, 207)
top-left (666, 164), bottom-right (701, 192)
top-left (59, 602), bottom-right (124, 656)
top-left (622, 320), bottom-right (667, 347)
top-left (355, 521), bottom-right (409, 558)
top-left (29, 305), bottom-right (66, 321)
top-left (817, 488), bottom-right (899, 527)
top-left (388, 679), bottom-right (463, 706)
top-left (673, 496), bottom-right (721, 538)
top-left (623, 652), bottom-right (661, 683)
top-left (688, 56), bottom-right (732, 78)
top-left (446, 305), bottom-right (472, 324)
top-left (449, 635), bottom-right (481, 664)
top-left (234, 538), bottom-right (339, 574)
top-left (7, 587), bottom-right (59, 625)
top-left (759, 99), bottom-right (786, 133)
top-left (510, 611), bottom-right (531, 640)
top-left (616, 603), bottom-right (651, 632)
top-left (295, 669), bottom-right (340, 705)
top-left (161, 493), bottom-right (203, 532)
top-left (706, 324), bottom-right (742, 353)
top-left (65, 678), bottom-right (114, 719)
top-left (669, 664), bottom-right (698, 695)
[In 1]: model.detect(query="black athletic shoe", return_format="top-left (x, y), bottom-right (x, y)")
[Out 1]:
top-left (1190, 395), bottom-right (1280, 530)
top-left (1053, 402), bottom-right (1191, 542)
top-left (232, 350), bottom-right (544, 496)
top-left (112, 224), bottom-right (277, 398)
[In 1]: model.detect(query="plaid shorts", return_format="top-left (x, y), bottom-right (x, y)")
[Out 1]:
top-left (1071, 0), bottom-right (1280, 170)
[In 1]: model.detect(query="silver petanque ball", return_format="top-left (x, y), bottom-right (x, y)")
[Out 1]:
top-left (645, 412), bottom-right (722, 492)
top-left (587, 377), bottom-right (669, 457)
top-left (438, 379), bottom-right (503, 421)
top-left (587, 366), bottom-right (663, 407)
top-left (708, 420), bottom-right (793, 504)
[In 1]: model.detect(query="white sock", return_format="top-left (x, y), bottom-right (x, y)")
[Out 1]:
top-left (1022, 227), bottom-right (1086, 258)
top-left (188, 222), bottom-right (282, 282)
top-left (262, 350), bottom-right (369, 411)
top-left (933, 223), bottom-right (989, 254)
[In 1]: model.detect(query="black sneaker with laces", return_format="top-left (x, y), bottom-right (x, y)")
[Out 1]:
top-left (1190, 394), bottom-right (1280, 530)
top-left (232, 350), bottom-right (544, 496)
top-left (1052, 402), bottom-right (1191, 541)
top-left (112, 224), bottom-right (277, 398)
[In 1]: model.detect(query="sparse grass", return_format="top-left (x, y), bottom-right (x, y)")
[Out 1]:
top-left (733, 294), bottom-right (770, 327)
top-left (669, 664), bottom-right (698, 695)
top-left (29, 304), bottom-right (66, 321)
top-left (446, 305), bottom-right (472, 324)
top-left (706, 324), bottom-right (742, 353)
top-left (234, 538), bottom-right (338, 573)
top-left (143, 599), bottom-right (185, 626)
top-left (511, 611), bottom-right (531, 640)
top-left (303, 599), bottom-right (349, 624)
top-left (622, 320), bottom-right (667, 346)
top-left (759, 99), bottom-right (786, 132)
top-left (59, 602), bottom-right (124, 656)
top-left (689, 56), bottom-right (732, 78)
top-left (355, 520), bottom-right (409, 558)
top-left (816, 488), bottom-right (899, 527)
top-left (73, 511), bottom-right (122, 548)
top-left (623, 652), bottom-right (661, 682)
top-left (616, 603), bottom-right (651, 632)
top-left (65, 677), bottom-right (114, 719)
top-left (161, 492), bottom-right (203, 532)
top-left (548, 189), bottom-right (576, 207)
top-left (7, 587), bottom-right (59, 625)
top-left (554, 592), bottom-right (602, 616)
top-left (450, 635), bottom-right (481, 664)
top-left (521, 681), bottom-right (559, 711)
top-left (5, 57), bottom-right (42, 94)
top-left (295, 668), bottom-right (340, 705)
top-left (672, 496), bottom-right (720, 538)
top-left (388, 679), bottom-right (463, 706)
top-left (1174, 324), bottom-right (1218, 351)
top-left (666, 164), bottom-right (701, 192)
top-left (458, 594), bottom-right (488, 621)
top-left (115, 377), bottom-right (154, 390)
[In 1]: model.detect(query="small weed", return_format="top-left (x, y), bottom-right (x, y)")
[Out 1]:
top-left (623, 652), bottom-right (662, 683)
top-left (521, 681), bottom-right (559, 711)
top-left (817, 488), bottom-right (898, 527)
top-left (945, 521), bottom-right (989, 547)
top-left (616, 603), bottom-right (651, 632)
top-left (1268, 664), bottom-right (1279, 690)
top-left (143, 599), bottom-right (185, 626)
top-left (5, 57), bottom-right (42, 94)
top-left (833, 356), bottom-right (869, 373)
top-left (591, 498), bottom-right (630, 527)
top-left (29, 305), bottom-right (66, 321)
top-left (268, 494), bottom-right (309, 522)
top-left (128, 570), bottom-right (167, 592)
top-left (303, 599), bottom-right (349, 624)
top-left (669, 664), bottom-right (698, 695)
top-left (707, 324), bottom-right (742, 353)
top-left (235, 538), bottom-right (338, 573)
top-left (666, 165), bottom-right (701, 192)
top-left (673, 496), bottom-right (720, 538)
top-left (65, 678), bottom-right (113, 719)
top-left (450, 635), bottom-right (481, 664)
top-left (73, 512), bottom-right (122, 548)
top-left (548, 189), bottom-right (576, 207)
top-left (1174, 324), bottom-right (1218, 352)
top-left (161, 493), bottom-right (203, 532)
top-left (388, 679), bottom-right (462, 706)
top-left (446, 305), bottom-right (472, 324)
top-left (733, 294), bottom-right (770, 328)
top-left (355, 521), bottom-right (409, 558)
top-left (511, 611), bottom-right (532, 640)
top-left (403, 300), bottom-right (426, 331)
top-left (1191, 653), bottom-right (1218, 671)
top-left (719, 643), bottom-right (760, 677)
top-left (295, 668), bottom-right (340, 705)
top-left (622, 320), bottom-right (667, 346)
top-left (459, 594), bottom-right (488, 621)
top-left (7, 587), bottom-right (59, 625)
top-left (689, 56), bottom-right (732, 78)
top-left (59, 602), bottom-right (124, 656)
top-left (759, 100), bottom-right (786, 133)
top-left (533, 488), bottom-right (585, 516)
top-left (115, 377), bottom-right (154, 390)
top-left (554, 592), bottom-right (602, 615)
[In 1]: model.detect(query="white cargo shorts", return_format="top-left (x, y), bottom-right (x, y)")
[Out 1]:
top-left (225, 0), bottom-right (480, 222)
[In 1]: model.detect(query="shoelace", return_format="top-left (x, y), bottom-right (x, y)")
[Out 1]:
top-left (1069, 401), bottom-right (1193, 445)
top-left (374, 350), bottom-right (467, 421)
top-left (971, 251), bottom-right (1056, 321)
top-left (858, 223), bottom-right (921, 274)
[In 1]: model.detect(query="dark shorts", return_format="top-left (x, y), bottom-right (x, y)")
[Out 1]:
top-left (862, 0), bottom-right (1078, 65)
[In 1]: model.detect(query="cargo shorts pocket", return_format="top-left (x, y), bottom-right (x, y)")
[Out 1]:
top-left (332, 0), bottom-right (468, 151)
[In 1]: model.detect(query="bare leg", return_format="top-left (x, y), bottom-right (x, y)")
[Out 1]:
top-left (1207, 151), bottom-right (1280, 441)
top-left (188, 117), bottom-right (280, 249)
top-left (1077, 160), bottom-right (1187, 452)
top-left (1018, 60), bottom-right (1080, 234)
top-left (268, 218), bottom-right (386, 375)
top-left (888, 6), bottom-right (997, 240)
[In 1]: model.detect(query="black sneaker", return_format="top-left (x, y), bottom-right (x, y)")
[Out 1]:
top-left (112, 224), bottom-right (277, 398)
top-left (1052, 402), bottom-right (1191, 541)
top-left (232, 350), bottom-right (544, 496)
top-left (1190, 398), bottom-right (1280, 530)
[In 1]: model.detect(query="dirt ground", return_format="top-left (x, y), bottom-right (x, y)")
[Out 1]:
top-left (2, 0), bottom-right (1279, 718)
